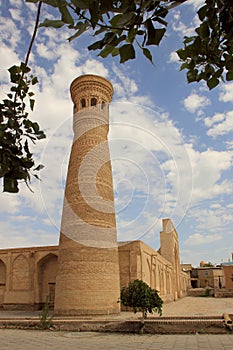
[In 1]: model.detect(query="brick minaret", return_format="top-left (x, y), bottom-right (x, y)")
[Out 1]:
top-left (54, 75), bottom-right (120, 315)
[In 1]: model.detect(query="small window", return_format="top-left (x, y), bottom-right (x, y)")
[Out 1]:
top-left (91, 97), bottom-right (97, 106)
top-left (101, 101), bottom-right (106, 109)
top-left (81, 98), bottom-right (86, 108)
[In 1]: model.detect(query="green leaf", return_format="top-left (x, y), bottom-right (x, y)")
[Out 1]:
top-left (36, 131), bottom-right (46, 139)
top-left (24, 140), bottom-right (31, 156)
top-left (39, 19), bottom-right (66, 28)
top-left (145, 19), bottom-right (166, 46)
top-left (225, 60), bottom-right (233, 71)
top-left (98, 45), bottom-right (115, 58)
top-left (127, 27), bottom-right (137, 44)
top-left (56, 0), bottom-right (74, 25)
top-left (119, 44), bottom-right (135, 63)
top-left (34, 164), bottom-right (45, 171)
top-left (152, 16), bottom-right (167, 27)
top-left (179, 62), bottom-right (189, 71)
top-left (30, 99), bottom-right (35, 111)
top-left (111, 47), bottom-right (119, 57)
top-left (142, 48), bottom-right (153, 63)
top-left (3, 177), bottom-right (19, 193)
top-left (88, 39), bottom-right (105, 51)
top-left (68, 21), bottom-right (89, 41)
top-left (198, 5), bottom-right (208, 21)
top-left (110, 14), bottom-right (122, 26)
top-left (226, 71), bottom-right (233, 81)
top-left (31, 77), bottom-right (38, 85)
top-left (114, 12), bottom-right (136, 26)
top-left (32, 122), bottom-right (39, 133)
top-left (89, 1), bottom-right (99, 28)
top-left (196, 22), bottom-right (210, 39)
top-left (183, 36), bottom-right (195, 44)
top-left (71, 0), bottom-right (90, 9)
top-left (207, 77), bottom-right (219, 89)
top-left (187, 69), bottom-right (198, 83)
top-left (41, 0), bottom-right (57, 6)
top-left (176, 48), bottom-right (188, 60)
top-left (20, 62), bottom-right (31, 73)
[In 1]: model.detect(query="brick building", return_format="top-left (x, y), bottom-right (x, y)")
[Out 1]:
top-left (0, 218), bottom-right (189, 310)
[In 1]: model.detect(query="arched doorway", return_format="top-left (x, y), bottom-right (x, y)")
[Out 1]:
top-left (38, 254), bottom-right (58, 308)
top-left (0, 260), bottom-right (6, 307)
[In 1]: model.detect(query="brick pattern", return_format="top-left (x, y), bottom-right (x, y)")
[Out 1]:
top-left (54, 75), bottom-right (120, 315)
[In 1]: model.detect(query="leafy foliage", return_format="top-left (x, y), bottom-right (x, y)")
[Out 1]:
top-left (0, 1), bottom-right (45, 193)
top-left (0, 63), bottom-right (45, 193)
top-left (28, 0), bottom-right (182, 64)
top-left (1, 0), bottom-right (233, 192)
top-left (120, 279), bottom-right (163, 319)
top-left (29, 0), bottom-right (233, 86)
top-left (177, 0), bottom-right (233, 89)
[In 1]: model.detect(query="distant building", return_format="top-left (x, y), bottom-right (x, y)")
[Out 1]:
top-left (190, 267), bottom-right (224, 289)
top-left (221, 262), bottom-right (233, 289)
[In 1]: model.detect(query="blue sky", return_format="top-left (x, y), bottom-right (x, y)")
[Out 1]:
top-left (0, 0), bottom-right (233, 266)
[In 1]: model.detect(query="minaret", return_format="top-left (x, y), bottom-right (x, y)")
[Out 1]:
top-left (54, 75), bottom-right (120, 315)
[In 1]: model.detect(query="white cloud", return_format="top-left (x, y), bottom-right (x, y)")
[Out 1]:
top-left (0, 192), bottom-right (20, 214)
top-left (204, 113), bottom-right (225, 128)
top-left (183, 93), bottom-right (211, 113)
top-left (186, 145), bottom-right (233, 204)
top-left (9, 0), bottom-right (23, 8)
top-left (0, 17), bottom-right (20, 52)
top-left (186, 0), bottom-right (204, 10)
top-left (206, 111), bottom-right (233, 137)
top-left (226, 140), bottom-right (233, 150)
top-left (9, 8), bottom-right (22, 22)
top-left (219, 83), bottom-right (233, 103)
top-left (112, 65), bottom-right (138, 98)
top-left (171, 9), bottom-right (199, 38)
top-left (0, 44), bottom-right (19, 83)
top-left (0, 220), bottom-right (58, 249)
top-left (187, 205), bottom-right (233, 235)
top-left (36, 42), bottom-right (57, 60)
top-left (168, 51), bottom-right (179, 63)
top-left (184, 233), bottom-right (221, 246)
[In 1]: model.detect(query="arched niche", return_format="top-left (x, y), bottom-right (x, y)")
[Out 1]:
top-left (12, 254), bottom-right (30, 291)
top-left (0, 260), bottom-right (6, 306)
top-left (37, 253), bottom-right (58, 307)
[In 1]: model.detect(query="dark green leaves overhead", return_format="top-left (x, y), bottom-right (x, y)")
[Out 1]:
top-left (3, 0), bottom-right (233, 192)
top-left (177, 0), bottom-right (233, 89)
top-left (39, 0), bottom-right (171, 63)
top-left (119, 44), bottom-right (136, 63)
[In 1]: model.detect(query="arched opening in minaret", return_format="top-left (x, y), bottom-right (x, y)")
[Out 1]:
top-left (101, 101), bottom-right (106, 109)
top-left (80, 98), bottom-right (86, 108)
top-left (91, 97), bottom-right (97, 106)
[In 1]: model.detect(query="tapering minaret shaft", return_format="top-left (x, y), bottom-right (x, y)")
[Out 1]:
top-left (54, 75), bottom-right (120, 315)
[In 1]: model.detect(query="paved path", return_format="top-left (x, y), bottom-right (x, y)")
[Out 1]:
top-left (0, 329), bottom-right (233, 350)
top-left (1, 297), bottom-right (233, 320)
top-left (1, 297), bottom-right (233, 349)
